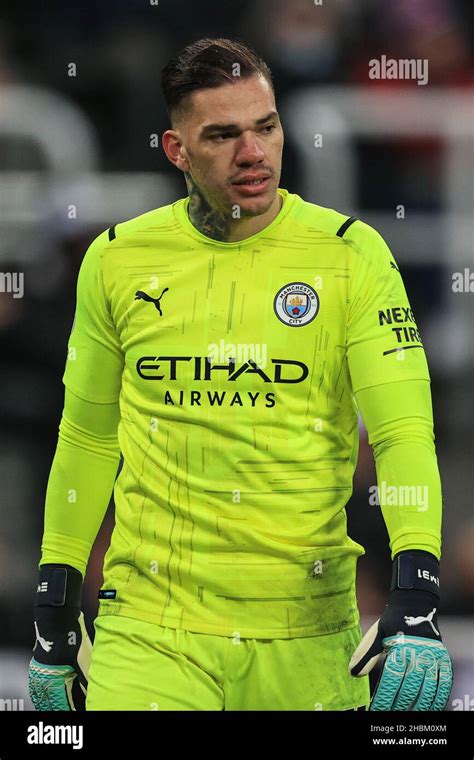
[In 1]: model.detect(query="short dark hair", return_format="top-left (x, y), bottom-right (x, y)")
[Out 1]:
top-left (161, 37), bottom-right (274, 126)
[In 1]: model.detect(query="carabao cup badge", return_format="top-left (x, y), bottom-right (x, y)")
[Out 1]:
top-left (273, 282), bottom-right (320, 327)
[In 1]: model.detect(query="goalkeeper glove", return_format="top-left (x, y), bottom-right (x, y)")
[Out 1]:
top-left (349, 550), bottom-right (453, 711)
top-left (29, 563), bottom-right (92, 710)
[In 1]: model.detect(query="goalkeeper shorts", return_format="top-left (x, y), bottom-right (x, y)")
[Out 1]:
top-left (86, 614), bottom-right (370, 711)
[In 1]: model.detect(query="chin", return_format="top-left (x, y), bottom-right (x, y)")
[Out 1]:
top-left (231, 188), bottom-right (276, 215)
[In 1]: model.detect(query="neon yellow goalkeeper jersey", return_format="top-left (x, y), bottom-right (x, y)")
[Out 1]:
top-left (63, 187), bottom-right (431, 637)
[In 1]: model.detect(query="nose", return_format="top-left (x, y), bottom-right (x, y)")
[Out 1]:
top-left (235, 131), bottom-right (266, 164)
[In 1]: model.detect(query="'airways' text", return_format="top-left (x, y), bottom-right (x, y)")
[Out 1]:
top-left (163, 389), bottom-right (276, 407)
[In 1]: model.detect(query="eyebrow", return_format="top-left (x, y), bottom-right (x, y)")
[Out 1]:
top-left (200, 111), bottom-right (278, 136)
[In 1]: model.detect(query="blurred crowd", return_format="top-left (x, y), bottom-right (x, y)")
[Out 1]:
top-left (0, 0), bottom-right (472, 706)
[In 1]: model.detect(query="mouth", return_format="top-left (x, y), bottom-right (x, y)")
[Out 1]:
top-left (232, 175), bottom-right (271, 195)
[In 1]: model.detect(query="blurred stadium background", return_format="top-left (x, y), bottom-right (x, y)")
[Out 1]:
top-left (0, 0), bottom-right (472, 710)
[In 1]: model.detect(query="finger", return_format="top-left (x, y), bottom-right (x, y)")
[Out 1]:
top-left (411, 668), bottom-right (438, 711)
top-left (30, 663), bottom-right (75, 711)
top-left (430, 653), bottom-right (453, 711)
top-left (393, 641), bottom-right (438, 710)
top-left (64, 670), bottom-right (77, 710)
top-left (349, 619), bottom-right (383, 676)
top-left (70, 673), bottom-right (87, 710)
top-left (77, 616), bottom-right (92, 681)
top-left (369, 643), bottom-right (411, 711)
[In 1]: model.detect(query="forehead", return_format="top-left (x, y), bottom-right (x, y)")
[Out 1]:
top-left (186, 75), bottom-right (276, 127)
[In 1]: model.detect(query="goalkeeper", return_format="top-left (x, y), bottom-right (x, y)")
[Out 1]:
top-left (29, 37), bottom-right (452, 711)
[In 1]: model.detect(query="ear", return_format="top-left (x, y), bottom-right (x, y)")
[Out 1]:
top-left (162, 130), bottom-right (190, 172)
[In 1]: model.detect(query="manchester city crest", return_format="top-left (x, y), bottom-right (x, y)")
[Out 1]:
top-left (273, 282), bottom-right (320, 327)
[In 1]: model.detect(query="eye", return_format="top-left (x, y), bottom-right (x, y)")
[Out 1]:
top-left (211, 124), bottom-right (277, 141)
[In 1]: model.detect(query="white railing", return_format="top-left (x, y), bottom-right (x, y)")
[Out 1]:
top-left (0, 84), bottom-right (181, 264)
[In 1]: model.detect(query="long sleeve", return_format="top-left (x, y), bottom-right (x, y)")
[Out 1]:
top-left (40, 227), bottom-right (125, 576)
top-left (62, 227), bottom-right (124, 404)
top-left (344, 220), bottom-right (442, 560)
top-left (40, 388), bottom-right (121, 577)
top-left (355, 379), bottom-right (442, 560)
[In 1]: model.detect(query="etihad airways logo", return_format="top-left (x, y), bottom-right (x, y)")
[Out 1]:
top-left (135, 355), bottom-right (310, 408)
top-left (136, 356), bottom-right (308, 383)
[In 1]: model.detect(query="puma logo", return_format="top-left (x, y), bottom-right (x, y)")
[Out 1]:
top-left (135, 288), bottom-right (169, 316)
top-left (404, 608), bottom-right (440, 637)
top-left (33, 622), bottom-right (54, 653)
top-left (390, 261), bottom-right (400, 273)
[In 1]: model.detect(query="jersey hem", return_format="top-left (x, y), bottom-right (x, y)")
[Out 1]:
top-left (96, 602), bottom-right (361, 639)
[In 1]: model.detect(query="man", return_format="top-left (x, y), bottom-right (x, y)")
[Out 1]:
top-left (29, 38), bottom-right (452, 711)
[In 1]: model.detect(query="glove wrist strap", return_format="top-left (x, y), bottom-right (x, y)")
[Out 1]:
top-left (390, 550), bottom-right (440, 598)
top-left (35, 564), bottom-right (83, 608)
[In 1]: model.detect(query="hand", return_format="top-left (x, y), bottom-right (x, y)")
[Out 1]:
top-left (349, 551), bottom-right (453, 711)
top-left (29, 564), bottom-right (92, 711)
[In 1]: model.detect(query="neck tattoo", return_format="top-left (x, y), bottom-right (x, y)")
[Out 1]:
top-left (185, 172), bottom-right (231, 242)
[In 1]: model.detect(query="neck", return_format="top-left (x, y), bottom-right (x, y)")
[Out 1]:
top-left (185, 172), bottom-right (282, 243)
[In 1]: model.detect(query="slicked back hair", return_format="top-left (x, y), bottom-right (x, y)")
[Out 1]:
top-left (161, 37), bottom-right (274, 126)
